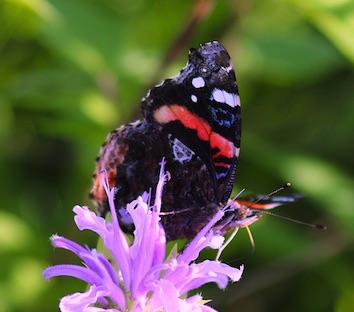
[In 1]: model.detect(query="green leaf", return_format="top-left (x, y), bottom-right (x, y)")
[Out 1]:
top-left (290, 0), bottom-right (354, 64)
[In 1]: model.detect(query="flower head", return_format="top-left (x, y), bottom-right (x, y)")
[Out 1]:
top-left (43, 161), bottom-right (244, 311)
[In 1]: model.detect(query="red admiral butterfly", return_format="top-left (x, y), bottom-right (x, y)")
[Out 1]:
top-left (90, 41), bottom-right (290, 240)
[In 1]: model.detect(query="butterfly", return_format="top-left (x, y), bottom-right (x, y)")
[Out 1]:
top-left (90, 41), bottom-right (298, 241)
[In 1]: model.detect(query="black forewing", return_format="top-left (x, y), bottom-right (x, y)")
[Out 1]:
top-left (142, 41), bottom-right (241, 204)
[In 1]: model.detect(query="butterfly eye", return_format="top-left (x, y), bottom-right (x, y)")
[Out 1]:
top-left (200, 66), bottom-right (211, 77)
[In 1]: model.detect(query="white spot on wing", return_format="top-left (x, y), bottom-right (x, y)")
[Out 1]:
top-left (191, 94), bottom-right (198, 103)
top-left (235, 147), bottom-right (240, 157)
top-left (235, 94), bottom-right (241, 107)
top-left (212, 88), bottom-right (240, 108)
top-left (224, 92), bottom-right (235, 107)
top-left (170, 136), bottom-right (194, 163)
top-left (268, 196), bottom-right (296, 203)
top-left (192, 77), bottom-right (205, 88)
top-left (212, 89), bottom-right (225, 103)
top-left (224, 64), bottom-right (233, 73)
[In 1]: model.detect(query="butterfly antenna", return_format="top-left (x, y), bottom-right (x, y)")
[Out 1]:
top-left (247, 183), bottom-right (291, 209)
top-left (255, 209), bottom-right (327, 230)
top-left (246, 183), bottom-right (326, 230)
top-left (231, 188), bottom-right (246, 200)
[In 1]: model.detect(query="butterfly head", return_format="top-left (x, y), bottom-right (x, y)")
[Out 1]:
top-left (215, 200), bottom-right (264, 235)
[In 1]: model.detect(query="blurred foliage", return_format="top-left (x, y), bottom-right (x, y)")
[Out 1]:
top-left (0, 0), bottom-right (353, 311)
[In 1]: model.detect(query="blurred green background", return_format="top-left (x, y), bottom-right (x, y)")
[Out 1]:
top-left (0, 0), bottom-right (353, 311)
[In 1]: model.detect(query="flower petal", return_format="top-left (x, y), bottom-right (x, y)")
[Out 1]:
top-left (175, 261), bottom-right (244, 294)
top-left (179, 211), bottom-right (225, 264)
top-left (147, 279), bottom-right (180, 312)
top-left (59, 285), bottom-right (121, 312)
top-left (74, 203), bottom-right (132, 290)
top-left (43, 264), bottom-right (102, 286)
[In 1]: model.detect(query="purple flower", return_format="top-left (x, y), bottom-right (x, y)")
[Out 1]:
top-left (43, 162), bottom-right (244, 311)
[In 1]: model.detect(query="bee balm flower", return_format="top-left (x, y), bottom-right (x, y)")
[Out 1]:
top-left (43, 162), bottom-right (243, 311)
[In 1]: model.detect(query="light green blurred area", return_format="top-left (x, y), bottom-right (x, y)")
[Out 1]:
top-left (0, 0), bottom-right (353, 311)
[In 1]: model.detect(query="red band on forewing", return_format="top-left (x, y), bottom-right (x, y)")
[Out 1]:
top-left (210, 131), bottom-right (234, 159)
top-left (154, 104), bottom-right (235, 162)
